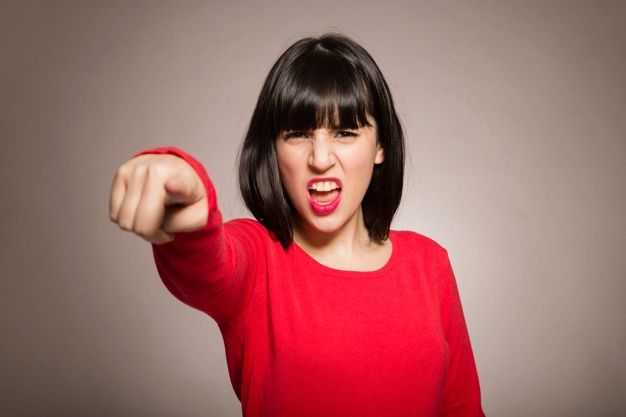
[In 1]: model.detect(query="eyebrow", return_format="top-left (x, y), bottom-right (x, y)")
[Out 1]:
top-left (284, 126), bottom-right (361, 132)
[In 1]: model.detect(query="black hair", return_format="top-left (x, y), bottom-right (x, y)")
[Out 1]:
top-left (238, 33), bottom-right (405, 248)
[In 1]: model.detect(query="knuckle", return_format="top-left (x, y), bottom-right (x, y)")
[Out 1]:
top-left (117, 220), bottom-right (132, 231)
top-left (133, 164), bottom-right (148, 176)
top-left (116, 163), bottom-right (132, 178)
top-left (147, 162), bottom-right (168, 178)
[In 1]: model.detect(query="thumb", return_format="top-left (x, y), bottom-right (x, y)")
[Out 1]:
top-left (164, 176), bottom-right (200, 206)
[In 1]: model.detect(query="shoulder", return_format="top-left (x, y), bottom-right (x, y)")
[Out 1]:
top-left (223, 218), bottom-right (279, 247)
top-left (391, 229), bottom-right (448, 257)
top-left (224, 217), bottom-right (269, 237)
top-left (390, 230), bottom-right (456, 298)
top-left (390, 229), bottom-right (452, 274)
top-left (225, 217), bottom-right (266, 232)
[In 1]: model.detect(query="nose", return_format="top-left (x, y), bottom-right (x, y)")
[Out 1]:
top-left (308, 136), bottom-right (336, 172)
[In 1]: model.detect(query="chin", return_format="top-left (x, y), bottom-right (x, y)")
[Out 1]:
top-left (304, 214), bottom-right (347, 234)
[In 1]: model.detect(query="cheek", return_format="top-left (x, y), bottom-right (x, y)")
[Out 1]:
top-left (276, 158), bottom-right (297, 189)
top-left (340, 147), bottom-right (377, 174)
top-left (339, 149), bottom-right (378, 197)
top-left (276, 149), bottom-right (303, 199)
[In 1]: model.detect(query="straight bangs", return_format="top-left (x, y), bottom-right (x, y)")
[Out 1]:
top-left (240, 33), bottom-right (404, 248)
top-left (271, 50), bottom-right (374, 135)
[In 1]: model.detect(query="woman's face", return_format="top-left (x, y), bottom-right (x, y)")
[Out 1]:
top-left (275, 114), bottom-right (384, 237)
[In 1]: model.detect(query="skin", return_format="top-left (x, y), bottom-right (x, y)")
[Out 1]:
top-left (109, 153), bottom-right (207, 245)
top-left (109, 115), bottom-right (392, 271)
top-left (275, 114), bottom-right (393, 271)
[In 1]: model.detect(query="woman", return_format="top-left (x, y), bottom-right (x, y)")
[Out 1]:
top-left (109, 33), bottom-right (485, 416)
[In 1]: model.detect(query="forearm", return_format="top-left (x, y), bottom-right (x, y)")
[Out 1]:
top-left (133, 146), bottom-right (251, 324)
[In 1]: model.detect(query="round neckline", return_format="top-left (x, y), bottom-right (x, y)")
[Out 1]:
top-left (290, 230), bottom-right (399, 278)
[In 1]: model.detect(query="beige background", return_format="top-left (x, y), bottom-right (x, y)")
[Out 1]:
top-left (1, 1), bottom-right (625, 416)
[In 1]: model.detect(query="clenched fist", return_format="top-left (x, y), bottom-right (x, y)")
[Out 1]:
top-left (109, 153), bottom-right (208, 245)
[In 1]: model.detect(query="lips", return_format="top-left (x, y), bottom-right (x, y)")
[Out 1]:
top-left (307, 177), bottom-right (343, 215)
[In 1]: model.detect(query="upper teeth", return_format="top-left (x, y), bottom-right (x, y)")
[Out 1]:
top-left (309, 181), bottom-right (340, 192)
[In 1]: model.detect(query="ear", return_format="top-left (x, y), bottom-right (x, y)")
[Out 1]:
top-left (374, 144), bottom-right (384, 164)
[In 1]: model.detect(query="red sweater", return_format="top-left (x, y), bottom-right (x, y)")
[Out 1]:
top-left (134, 146), bottom-right (485, 417)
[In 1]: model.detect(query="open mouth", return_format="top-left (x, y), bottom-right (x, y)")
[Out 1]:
top-left (308, 187), bottom-right (341, 203)
top-left (307, 178), bottom-right (343, 215)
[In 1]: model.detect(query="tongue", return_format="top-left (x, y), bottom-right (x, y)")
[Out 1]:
top-left (311, 189), bottom-right (339, 203)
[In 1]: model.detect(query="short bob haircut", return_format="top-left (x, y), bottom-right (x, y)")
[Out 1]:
top-left (238, 33), bottom-right (405, 248)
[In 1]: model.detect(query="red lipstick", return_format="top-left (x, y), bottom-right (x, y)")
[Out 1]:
top-left (307, 177), bottom-right (343, 215)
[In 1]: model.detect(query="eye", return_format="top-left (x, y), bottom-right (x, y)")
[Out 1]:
top-left (283, 131), bottom-right (307, 140)
top-left (337, 130), bottom-right (358, 138)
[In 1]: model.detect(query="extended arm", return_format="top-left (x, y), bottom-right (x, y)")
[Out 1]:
top-left (114, 146), bottom-right (266, 326)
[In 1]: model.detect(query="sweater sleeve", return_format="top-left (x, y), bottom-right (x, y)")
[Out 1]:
top-left (438, 248), bottom-right (486, 417)
top-left (132, 146), bottom-right (266, 327)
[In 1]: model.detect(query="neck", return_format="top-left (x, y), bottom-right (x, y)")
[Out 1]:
top-left (291, 208), bottom-right (374, 256)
